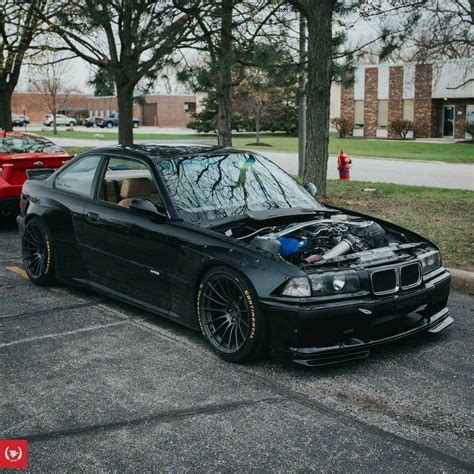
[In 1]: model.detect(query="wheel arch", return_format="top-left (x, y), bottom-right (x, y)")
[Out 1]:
top-left (191, 260), bottom-right (262, 326)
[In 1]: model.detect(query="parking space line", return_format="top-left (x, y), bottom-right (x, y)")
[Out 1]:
top-left (23, 397), bottom-right (284, 444)
top-left (0, 320), bottom-right (130, 349)
top-left (0, 301), bottom-right (107, 323)
top-left (104, 311), bottom-right (474, 471)
top-left (6, 265), bottom-right (28, 279)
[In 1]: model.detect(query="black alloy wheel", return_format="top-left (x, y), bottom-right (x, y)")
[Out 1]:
top-left (197, 267), bottom-right (267, 362)
top-left (22, 218), bottom-right (56, 286)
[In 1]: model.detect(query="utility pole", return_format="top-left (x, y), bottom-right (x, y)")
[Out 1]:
top-left (298, 13), bottom-right (306, 179)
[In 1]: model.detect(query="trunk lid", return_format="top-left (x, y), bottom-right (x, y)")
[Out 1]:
top-left (0, 152), bottom-right (71, 184)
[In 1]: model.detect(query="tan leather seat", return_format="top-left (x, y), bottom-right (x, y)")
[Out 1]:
top-left (100, 180), bottom-right (121, 203)
top-left (117, 178), bottom-right (154, 208)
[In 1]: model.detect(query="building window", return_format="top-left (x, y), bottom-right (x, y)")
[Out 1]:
top-left (403, 99), bottom-right (414, 121)
top-left (377, 100), bottom-right (388, 128)
top-left (354, 100), bottom-right (364, 128)
top-left (184, 102), bottom-right (196, 112)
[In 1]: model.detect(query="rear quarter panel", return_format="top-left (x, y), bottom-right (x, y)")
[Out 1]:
top-left (22, 178), bottom-right (89, 283)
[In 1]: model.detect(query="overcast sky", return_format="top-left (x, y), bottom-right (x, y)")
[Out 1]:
top-left (16, 11), bottom-right (381, 96)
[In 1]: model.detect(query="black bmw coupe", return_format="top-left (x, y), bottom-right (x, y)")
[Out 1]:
top-left (17, 145), bottom-right (453, 366)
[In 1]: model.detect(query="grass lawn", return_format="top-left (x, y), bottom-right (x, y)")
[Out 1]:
top-left (48, 129), bottom-right (474, 163)
top-left (325, 180), bottom-right (473, 270)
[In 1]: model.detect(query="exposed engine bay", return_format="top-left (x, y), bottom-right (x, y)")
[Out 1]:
top-left (217, 213), bottom-right (433, 270)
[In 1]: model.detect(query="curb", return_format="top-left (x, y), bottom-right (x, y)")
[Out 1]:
top-left (448, 268), bottom-right (474, 295)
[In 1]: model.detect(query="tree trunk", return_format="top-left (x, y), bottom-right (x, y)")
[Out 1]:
top-left (53, 112), bottom-right (57, 135)
top-left (304, 1), bottom-right (334, 198)
top-left (255, 107), bottom-right (261, 145)
top-left (298, 13), bottom-right (307, 178)
top-left (217, 0), bottom-right (233, 147)
top-left (116, 83), bottom-right (135, 145)
top-left (0, 89), bottom-right (13, 131)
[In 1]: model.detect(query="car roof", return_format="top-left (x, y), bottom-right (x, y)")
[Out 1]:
top-left (86, 143), bottom-right (246, 161)
top-left (1, 130), bottom-right (52, 140)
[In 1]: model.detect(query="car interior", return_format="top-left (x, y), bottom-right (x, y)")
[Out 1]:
top-left (98, 158), bottom-right (163, 211)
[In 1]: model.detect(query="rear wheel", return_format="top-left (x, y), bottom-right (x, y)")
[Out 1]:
top-left (197, 266), bottom-right (267, 363)
top-left (22, 218), bottom-right (56, 286)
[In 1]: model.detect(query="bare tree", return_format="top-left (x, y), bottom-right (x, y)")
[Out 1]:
top-left (404, 0), bottom-right (473, 61)
top-left (0, 0), bottom-right (49, 131)
top-left (32, 52), bottom-right (72, 135)
top-left (41, 1), bottom-right (194, 145)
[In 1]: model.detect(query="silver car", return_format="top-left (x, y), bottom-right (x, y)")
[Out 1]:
top-left (43, 114), bottom-right (76, 127)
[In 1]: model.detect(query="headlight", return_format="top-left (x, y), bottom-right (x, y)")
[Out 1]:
top-left (419, 250), bottom-right (441, 274)
top-left (281, 277), bottom-right (311, 297)
top-left (309, 270), bottom-right (360, 296)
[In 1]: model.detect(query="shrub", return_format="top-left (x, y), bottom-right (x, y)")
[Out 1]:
top-left (331, 117), bottom-right (352, 138)
top-left (390, 119), bottom-right (414, 139)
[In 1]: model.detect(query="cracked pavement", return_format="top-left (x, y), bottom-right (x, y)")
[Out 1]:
top-left (0, 219), bottom-right (472, 471)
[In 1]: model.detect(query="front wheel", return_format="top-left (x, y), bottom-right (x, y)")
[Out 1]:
top-left (22, 218), bottom-right (56, 286)
top-left (106, 122), bottom-right (113, 128)
top-left (197, 266), bottom-right (267, 363)
top-left (68, 121), bottom-right (75, 127)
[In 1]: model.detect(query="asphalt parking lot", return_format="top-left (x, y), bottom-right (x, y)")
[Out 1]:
top-left (1, 219), bottom-right (473, 472)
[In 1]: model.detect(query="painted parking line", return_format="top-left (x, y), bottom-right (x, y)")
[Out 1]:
top-left (5, 265), bottom-right (61, 292)
top-left (6, 265), bottom-right (28, 279)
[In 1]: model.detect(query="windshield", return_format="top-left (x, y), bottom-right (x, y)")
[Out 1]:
top-left (0, 136), bottom-right (63, 154)
top-left (158, 153), bottom-right (322, 223)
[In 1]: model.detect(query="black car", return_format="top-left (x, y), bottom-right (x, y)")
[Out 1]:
top-left (12, 114), bottom-right (26, 127)
top-left (17, 145), bottom-right (452, 365)
top-left (84, 116), bottom-right (106, 128)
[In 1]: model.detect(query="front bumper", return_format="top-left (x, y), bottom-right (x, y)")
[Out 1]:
top-left (262, 268), bottom-right (452, 366)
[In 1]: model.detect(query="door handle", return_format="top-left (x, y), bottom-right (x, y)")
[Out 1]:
top-left (86, 212), bottom-right (100, 223)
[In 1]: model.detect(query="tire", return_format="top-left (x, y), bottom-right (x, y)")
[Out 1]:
top-left (196, 266), bottom-right (267, 363)
top-left (133, 122), bottom-right (139, 128)
top-left (68, 121), bottom-right (75, 127)
top-left (22, 218), bottom-right (56, 286)
top-left (106, 122), bottom-right (113, 128)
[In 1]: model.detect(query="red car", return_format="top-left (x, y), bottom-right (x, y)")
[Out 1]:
top-left (0, 131), bottom-right (72, 217)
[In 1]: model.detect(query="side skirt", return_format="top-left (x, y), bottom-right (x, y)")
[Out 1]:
top-left (72, 278), bottom-right (198, 331)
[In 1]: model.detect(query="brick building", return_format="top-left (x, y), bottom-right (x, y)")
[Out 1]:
top-left (334, 60), bottom-right (474, 139)
top-left (12, 91), bottom-right (89, 122)
top-left (87, 94), bottom-right (197, 127)
top-left (11, 91), bottom-right (197, 127)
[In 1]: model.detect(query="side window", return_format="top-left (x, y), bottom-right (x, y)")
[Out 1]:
top-left (55, 155), bottom-right (102, 196)
top-left (98, 156), bottom-right (163, 210)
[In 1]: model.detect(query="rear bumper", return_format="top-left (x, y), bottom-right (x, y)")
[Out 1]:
top-left (0, 176), bottom-right (21, 201)
top-left (262, 268), bottom-right (452, 366)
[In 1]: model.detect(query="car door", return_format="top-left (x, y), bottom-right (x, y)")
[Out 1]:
top-left (46, 153), bottom-right (104, 281)
top-left (79, 154), bottom-right (174, 314)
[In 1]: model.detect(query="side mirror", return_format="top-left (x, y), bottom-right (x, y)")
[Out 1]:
top-left (305, 182), bottom-right (318, 197)
top-left (129, 198), bottom-right (166, 221)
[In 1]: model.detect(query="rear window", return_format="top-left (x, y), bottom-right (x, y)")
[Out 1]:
top-left (0, 136), bottom-right (63, 154)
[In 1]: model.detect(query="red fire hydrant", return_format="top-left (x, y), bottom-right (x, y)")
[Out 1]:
top-left (337, 150), bottom-right (352, 180)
